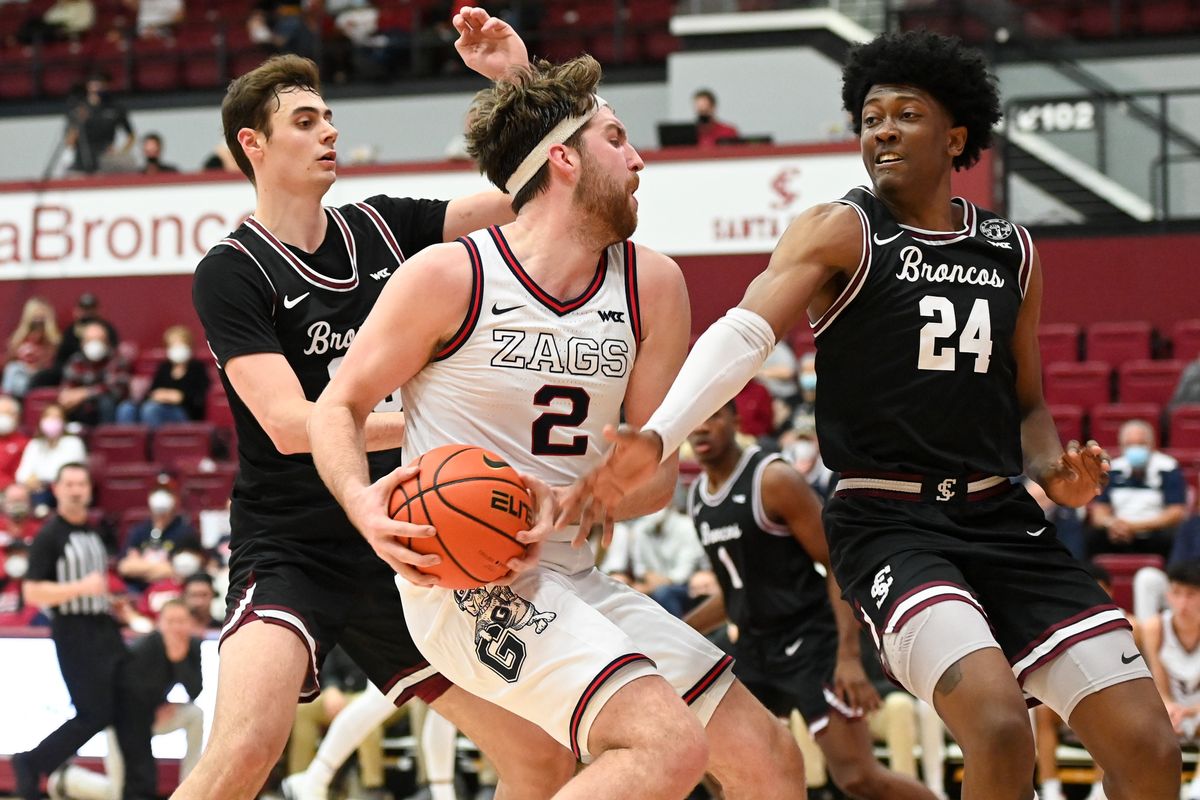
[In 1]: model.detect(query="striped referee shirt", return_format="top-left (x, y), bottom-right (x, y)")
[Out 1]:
top-left (27, 515), bottom-right (111, 616)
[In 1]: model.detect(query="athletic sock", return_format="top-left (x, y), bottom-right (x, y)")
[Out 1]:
top-left (1039, 779), bottom-right (1062, 800)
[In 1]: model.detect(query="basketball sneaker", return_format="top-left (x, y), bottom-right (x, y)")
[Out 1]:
top-left (281, 772), bottom-right (327, 800)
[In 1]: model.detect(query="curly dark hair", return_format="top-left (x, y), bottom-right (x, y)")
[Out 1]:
top-left (841, 30), bottom-right (1001, 171)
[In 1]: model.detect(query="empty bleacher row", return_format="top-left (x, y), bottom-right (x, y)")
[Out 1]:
top-left (897, 0), bottom-right (1200, 43)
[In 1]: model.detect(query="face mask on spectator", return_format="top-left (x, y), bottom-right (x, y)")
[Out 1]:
top-left (167, 344), bottom-right (192, 365)
top-left (82, 340), bottom-right (108, 362)
top-left (1123, 444), bottom-right (1150, 469)
top-left (4, 555), bottom-right (28, 579)
top-left (799, 373), bottom-right (817, 392)
top-left (172, 552), bottom-right (202, 578)
top-left (40, 417), bottom-right (64, 439)
top-left (0, 413), bottom-right (16, 436)
top-left (148, 490), bottom-right (175, 517)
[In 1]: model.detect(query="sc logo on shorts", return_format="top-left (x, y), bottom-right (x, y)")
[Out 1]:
top-left (454, 586), bottom-right (557, 682)
top-left (871, 565), bottom-right (894, 609)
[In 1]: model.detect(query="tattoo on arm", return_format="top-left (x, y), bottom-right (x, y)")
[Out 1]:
top-left (935, 661), bottom-right (965, 697)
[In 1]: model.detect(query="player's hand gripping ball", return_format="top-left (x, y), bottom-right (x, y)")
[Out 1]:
top-left (389, 444), bottom-right (532, 588)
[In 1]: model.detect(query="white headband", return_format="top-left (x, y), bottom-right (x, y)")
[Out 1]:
top-left (503, 94), bottom-right (608, 196)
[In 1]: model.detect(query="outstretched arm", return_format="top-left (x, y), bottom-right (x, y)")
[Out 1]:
top-left (454, 6), bottom-right (528, 81)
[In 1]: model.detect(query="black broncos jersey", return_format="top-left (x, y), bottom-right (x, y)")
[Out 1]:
top-left (192, 195), bottom-right (447, 526)
top-left (812, 187), bottom-right (1033, 477)
top-left (688, 447), bottom-right (835, 637)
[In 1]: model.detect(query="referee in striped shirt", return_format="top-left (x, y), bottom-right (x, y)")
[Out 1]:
top-left (13, 462), bottom-right (126, 800)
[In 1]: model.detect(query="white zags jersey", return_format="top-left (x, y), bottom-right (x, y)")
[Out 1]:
top-left (1160, 610), bottom-right (1200, 707)
top-left (402, 226), bottom-right (642, 574)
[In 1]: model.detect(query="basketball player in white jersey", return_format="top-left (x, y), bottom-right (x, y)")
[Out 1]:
top-left (310, 56), bottom-right (807, 799)
top-left (1143, 560), bottom-right (1200, 799)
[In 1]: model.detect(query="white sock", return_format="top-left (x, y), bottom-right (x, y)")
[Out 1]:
top-left (429, 782), bottom-right (457, 800)
top-left (422, 709), bottom-right (458, 790)
top-left (307, 686), bottom-right (397, 789)
top-left (1039, 778), bottom-right (1062, 800)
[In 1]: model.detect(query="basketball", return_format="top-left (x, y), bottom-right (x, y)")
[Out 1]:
top-left (388, 444), bottom-right (532, 589)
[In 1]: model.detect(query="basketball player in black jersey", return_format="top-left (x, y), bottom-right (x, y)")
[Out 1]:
top-left (180, 10), bottom-right (573, 800)
top-left (570, 30), bottom-right (1180, 800)
top-left (688, 402), bottom-right (937, 800)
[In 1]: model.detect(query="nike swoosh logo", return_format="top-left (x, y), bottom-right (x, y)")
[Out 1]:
top-left (482, 454), bottom-right (510, 469)
top-left (732, 494), bottom-right (746, 504)
top-left (492, 303), bottom-right (523, 315)
top-left (283, 292), bottom-right (310, 309)
top-left (1121, 652), bottom-right (1143, 664)
top-left (1026, 527), bottom-right (1046, 537)
top-left (784, 636), bottom-right (804, 657)
top-left (872, 231), bottom-right (904, 246)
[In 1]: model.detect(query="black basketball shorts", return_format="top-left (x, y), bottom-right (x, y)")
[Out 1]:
top-left (221, 508), bottom-right (450, 705)
top-left (824, 483), bottom-right (1129, 692)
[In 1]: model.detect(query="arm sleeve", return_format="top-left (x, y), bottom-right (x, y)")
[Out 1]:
top-left (26, 523), bottom-right (59, 582)
top-left (1162, 466), bottom-right (1187, 506)
top-left (644, 308), bottom-right (776, 459)
top-left (192, 249), bottom-right (283, 368)
top-left (364, 195), bottom-right (449, 255)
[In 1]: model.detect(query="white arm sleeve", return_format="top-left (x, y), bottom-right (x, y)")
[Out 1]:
top-left (643, 307), bottom-right (777, 461)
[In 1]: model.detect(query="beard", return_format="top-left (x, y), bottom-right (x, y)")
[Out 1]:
top-left (573, 152), bottom-right (638, 246)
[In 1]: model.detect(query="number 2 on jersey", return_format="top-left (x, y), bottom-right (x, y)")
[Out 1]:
top-left (532, 385), bottom-right (590, 456)
top-left (917, 296), bottom-right (992, 373)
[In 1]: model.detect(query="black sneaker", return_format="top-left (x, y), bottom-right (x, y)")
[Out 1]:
top-left (12, 751), bottom-right (41, 800)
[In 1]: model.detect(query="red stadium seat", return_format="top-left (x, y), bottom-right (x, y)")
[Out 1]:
top-left (1165, 449), bottom-right (1200, 470)
top-left (788, 326), bottom-right (815, 359)
top-left (1118, 359), bottom-right (1184, 405)
top-left (1038, 323), bottom-right (1080, 364)
top-left (1172, 319), bottom-right (1200, 362)
top-left (1047, 404), bottom-right (1084, 444)
top-left (1085, 321), bottom-right (1153, 364)
top-left (1092, 554), bottom-right (1164, 613)
top-left (1169, 404), bottom-right (1200, 448)
top-left (205, 383), bottom-right (234, 430)
top-left (1043, 361), bottom-right (1112, 408)
top-left (134, 349), bottom-right (166, 378)
top-left (98, 463), bottom-right (163, 518)
top-left (1089, 403), bottom-right (1161, 449)
top-left (179, 463), bottom-right (237, 513)
top-left (151, 423), bottom-right (215, 470)
top-left (21, 387), bottom-right (61, 433)
top-left (89, 424), bottom-right (151, 465)
top-left (1139, 0), bottom-right (1190, 34)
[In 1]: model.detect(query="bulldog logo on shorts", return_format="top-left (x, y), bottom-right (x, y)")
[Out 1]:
top-left (454, 587), bottom-right (557, 683)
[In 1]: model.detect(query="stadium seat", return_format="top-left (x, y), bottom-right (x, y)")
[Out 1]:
top-left (134, 349), bottom-right (166, 378)
top-left (151, 423), bottom-right (215, 470)
top-left (89, 424), bottom-right (151, 465)
top-left (788, 325), bottom-right (815, 358)
top-left (1043, 361), bottom-right (1112, 408)
top-left (1085, 321), bottom-right (1153, 364)
top-left (205, 384), bottom-right (234, 430)
top-left (1172, 319), bottom-right (1200, 362)
top-left (1038, 323), bottom-right (1080, 364)
top-left (1047, 404), bottom-right (1084, 444)
top-left (1092, 554), bottom-right (1164, 613)
top-left (1089, 403), bottom-right (1161, 449)
top-left (98, 463), bottom-right (163, 518)
top-left (1169, 404), bottom-right (1200, 448)
top-left (179, 463), bottom-right (237, 513)
top-left (1139, 0), bottom-right (1192, 34)
top-left (1118, 359), bottom-right (1185, 405)
top-left (1165, 448), bottom-right (1200, 470)
top-left (21, 387), bottom-right (61, 433)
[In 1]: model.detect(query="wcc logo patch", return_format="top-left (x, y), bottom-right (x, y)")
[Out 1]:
top-left (454, 586), bottom-right (557, 682)
top-left (980, 218), bottom-right (1013, 242)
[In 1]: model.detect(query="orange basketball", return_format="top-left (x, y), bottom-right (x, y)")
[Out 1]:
top-left (388, 444), bottom-right (532, 589)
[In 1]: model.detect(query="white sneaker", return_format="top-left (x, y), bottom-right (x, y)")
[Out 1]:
top-left (281, 773), bottom-right (327, 800)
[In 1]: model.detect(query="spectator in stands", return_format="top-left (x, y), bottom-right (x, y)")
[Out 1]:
top-left (16, 0), bottom-right (95, 45)
top-left (64, 72), bottom-right (136, 175)
top-left (1141, 559), bottom-right (1200, 800)
top-left (52, 292), bottom-right (121, 375)
top-left (0, 395), bottom-right (29, 490)
top-left (1026, 476), bottom-right (1087, 560)
top-left (693, 88), bottom-right (741, 147)
top-left (783, 432), bottom-right (834, 499)
top-left (1169, 355), bottom-right (1200, 410)
top-left (181, 571), bottom-right (221, 630)
top-left (1, 483), bottom-right (42, 544)
top-left (200, 141), bottom-right (240, 172)
top-left (120, 325), bottom-right (208, 427)
top-left (123, 0), bottom-right (184, 39)
top-left (0, 540), bottom-right (39, 626)
top-left (1035, 563), bottom-right (1137, 800)
top-left (289, 645), bottom-right (391, 800)
top-left (733, 378), bottom-right (775, 439)
top-left (3, 298), bottom-right (61, 398)
top-left (779, 351), bottom-right (817, 447)
top-left (15, 404), bottom-right (87, 506)
top-left (757, 341), bottom-right (798, 431)
top-left (252, 0), bottom-right (317, 59)
top-left (140, 132), bottom-right (179, 174)
top-left (1089, 419), bottom-right (1187, 560)
top-left (59, 320), bottom-right (132, 426)
top-left (600, 491), bottom-right (709, 618)
top-left (134, 540), bottom-right (206, 623)
top-left (118, 478), bottom-right (201, 594)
